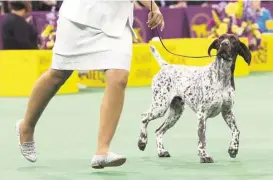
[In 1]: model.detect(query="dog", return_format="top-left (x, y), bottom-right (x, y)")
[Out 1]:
top-left (137, 34), bottom-right (251, 163)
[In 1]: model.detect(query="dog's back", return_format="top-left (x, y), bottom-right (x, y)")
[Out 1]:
top-left (149, 46), bottom-right (211, 88)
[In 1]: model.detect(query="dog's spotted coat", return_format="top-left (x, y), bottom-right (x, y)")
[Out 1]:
top-left (138, 34), bottom-right (251, 163)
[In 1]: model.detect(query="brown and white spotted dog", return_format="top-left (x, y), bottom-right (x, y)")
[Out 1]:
top-left (137, 34), bottom-right (251, 163)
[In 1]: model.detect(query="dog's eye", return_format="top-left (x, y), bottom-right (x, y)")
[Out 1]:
top-left (230, 37), bottom-right (236, 41)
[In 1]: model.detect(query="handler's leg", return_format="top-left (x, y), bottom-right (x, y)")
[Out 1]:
top-left (91, 69), bottom-right (129, 168)
top-left (16, 69), bottom-right (73, 162)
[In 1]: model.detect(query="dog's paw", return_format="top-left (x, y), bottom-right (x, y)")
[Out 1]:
top-left (158, 151), bottom-right (171, 158)
top-left (228, 147), bottom-right (238, 158)
top-left (200, 157), bottom-right (214, 163)
top-left (138, 140), bottom-right (147, 151)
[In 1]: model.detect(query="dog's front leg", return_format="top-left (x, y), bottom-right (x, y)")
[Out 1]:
top-left (197, 114), bottom-right (214, 163)
top-left (222, 109), bottom-right (240, 158)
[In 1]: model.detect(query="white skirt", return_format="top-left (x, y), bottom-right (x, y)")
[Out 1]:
top-left (51, 16), bottom-right (133, 71)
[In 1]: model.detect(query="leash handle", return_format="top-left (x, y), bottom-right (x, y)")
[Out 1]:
top-left (150, 1), bottom-right (216, 59)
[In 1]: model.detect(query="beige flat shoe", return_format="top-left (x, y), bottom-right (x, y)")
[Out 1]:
top-left (91, 152), bottom-right (126, 169)
top-left (15, 120), bottom-right (37, 162)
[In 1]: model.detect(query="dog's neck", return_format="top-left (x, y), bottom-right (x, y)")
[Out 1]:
top-left (210, 56), bottom-right (234, 89)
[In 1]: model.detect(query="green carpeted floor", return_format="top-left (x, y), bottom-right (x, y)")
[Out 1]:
top-left (0, 72), bottom-right (272, 180)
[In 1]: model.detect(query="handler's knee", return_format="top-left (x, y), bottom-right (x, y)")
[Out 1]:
top-left (47, 69), bottom-right (73, 86)
top-left (106, 69), bottom-right (129, 89)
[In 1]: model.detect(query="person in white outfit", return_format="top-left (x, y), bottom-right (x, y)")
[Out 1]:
top-left (15, 0), bottom-right (164, 169)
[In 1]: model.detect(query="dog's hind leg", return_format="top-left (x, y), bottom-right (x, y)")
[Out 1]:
top-left (138, 77), bottom-right (172, 151)
top-left (138, 98), bottom-right (170, 151)
top-left (222, 109), bottom-right (240, 158)
top-left (155, 97), bottom-right (184, 157)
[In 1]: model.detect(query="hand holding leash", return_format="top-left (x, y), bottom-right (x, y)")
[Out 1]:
top-left (147, 8), bottom-right (165, 31)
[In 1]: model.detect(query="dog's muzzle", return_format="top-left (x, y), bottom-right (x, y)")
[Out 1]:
top-left (218, 40), bottom-right (232, 60)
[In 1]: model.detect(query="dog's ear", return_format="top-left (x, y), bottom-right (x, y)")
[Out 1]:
top-left (208, 39), bottom-right (218, 56)
top-left (238, 42), bottom-right (252, 65)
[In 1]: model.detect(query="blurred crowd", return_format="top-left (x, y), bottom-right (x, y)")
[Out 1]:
top-left (207, 0), bottom-right (273, 50)
top-left (0, 1), bottom-right (62, 13)
top-left (0, 0), bottom-right (272, 51)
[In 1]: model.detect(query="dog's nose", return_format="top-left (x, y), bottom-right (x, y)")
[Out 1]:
top-left (221, 40), bottom-right (229, 46)
top-left (222, 42), bottom-right (228, 45)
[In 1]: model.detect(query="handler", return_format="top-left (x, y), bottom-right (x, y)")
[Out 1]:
top-left (15, 0), bottom-right (164, 169)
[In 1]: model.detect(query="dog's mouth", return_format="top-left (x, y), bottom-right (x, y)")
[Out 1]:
top-left (217, 49), bottom-right (232, 60)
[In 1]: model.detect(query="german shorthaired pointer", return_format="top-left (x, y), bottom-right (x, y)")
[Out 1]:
top-left (137, 34), bottom-right (251, 163)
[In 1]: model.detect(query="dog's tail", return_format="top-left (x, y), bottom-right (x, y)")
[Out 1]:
top-left (150, 45), bottom-right (168, 67)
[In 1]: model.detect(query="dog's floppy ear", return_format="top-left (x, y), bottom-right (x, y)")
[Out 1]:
top-left (238, 42), bottom-right (252, 65)
top-left (208, 39), bottom-right (218, 56)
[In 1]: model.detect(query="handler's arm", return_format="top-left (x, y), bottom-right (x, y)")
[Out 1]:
top-left (137, 0), bottom-right (164, 30)
top-left (137, 0), bottom-right (159, 11)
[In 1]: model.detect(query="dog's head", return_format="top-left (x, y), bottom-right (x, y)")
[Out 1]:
top-left (208, 34), bottom-right (252, 65)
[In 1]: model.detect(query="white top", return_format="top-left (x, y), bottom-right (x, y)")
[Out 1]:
top-left (59, 0), bottom-right (136, 38)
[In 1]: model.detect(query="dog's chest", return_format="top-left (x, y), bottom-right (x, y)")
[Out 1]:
top-left (204, 87), bottom-right (234, 118)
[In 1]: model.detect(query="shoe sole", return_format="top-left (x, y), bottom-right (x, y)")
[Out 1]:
top-left (92, 157), bottom-right (126, 169)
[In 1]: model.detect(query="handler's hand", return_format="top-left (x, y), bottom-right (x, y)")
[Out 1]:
top-left (147, 9), bottom-right (165, 31)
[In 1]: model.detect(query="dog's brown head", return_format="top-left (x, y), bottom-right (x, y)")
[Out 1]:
top-left (208, 34), bottom-right (251, 65)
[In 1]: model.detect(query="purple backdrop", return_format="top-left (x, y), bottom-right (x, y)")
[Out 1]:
top-left (1, 4), bottom-right (273, 49)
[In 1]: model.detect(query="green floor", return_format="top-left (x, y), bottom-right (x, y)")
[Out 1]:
top-left (1, 72), bottom-right (273, 180)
